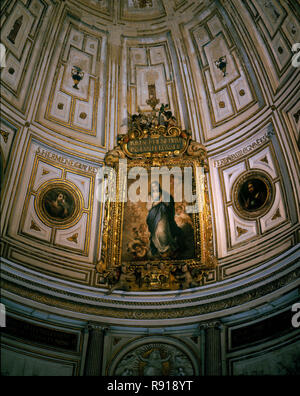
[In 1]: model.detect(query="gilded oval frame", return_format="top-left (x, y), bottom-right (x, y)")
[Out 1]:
top-left (232, 170), bottom-right (274, 219)
top-left (34, 180), bottom-right (83, 229)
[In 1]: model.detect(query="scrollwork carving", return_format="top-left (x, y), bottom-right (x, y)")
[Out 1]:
top-left (186, 141), bottom-right (208, 170)
top-left (104, 146), bottom-right (126, 167)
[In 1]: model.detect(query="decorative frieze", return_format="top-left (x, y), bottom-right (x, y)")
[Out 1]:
top-left (36, 147), bottom-right (99, 175)
top-left (213, 131), bottom-right (273, 168)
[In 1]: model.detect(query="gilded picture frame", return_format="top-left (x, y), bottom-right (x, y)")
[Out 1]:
top-left (96, 106), bottom-right (217, 292)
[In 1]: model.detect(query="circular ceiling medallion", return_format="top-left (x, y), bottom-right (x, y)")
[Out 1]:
top-left (232, 171), bottom-right (274, 219)
top-left (35, 180), bottom-right (83, 228)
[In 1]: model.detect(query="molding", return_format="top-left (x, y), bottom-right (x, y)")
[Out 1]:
top-left (1, 245), bottom-right (299, 325)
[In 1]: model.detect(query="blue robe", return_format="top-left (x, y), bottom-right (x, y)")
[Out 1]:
top-left (146, 192), bottom-right (184, 256)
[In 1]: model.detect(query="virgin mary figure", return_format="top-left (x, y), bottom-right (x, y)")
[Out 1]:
top-left (146, 181), bottom-right (185, 257)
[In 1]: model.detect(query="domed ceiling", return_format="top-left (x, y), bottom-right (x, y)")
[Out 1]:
top-left (0, 0), bottom-right (299, 325)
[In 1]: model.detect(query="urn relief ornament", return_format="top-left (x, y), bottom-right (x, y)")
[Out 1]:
top-left (71, 66), bottom-right (84, 90)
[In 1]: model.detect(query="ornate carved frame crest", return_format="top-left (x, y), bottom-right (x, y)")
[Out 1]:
top-left (96, 106), bottom-right (217, 292)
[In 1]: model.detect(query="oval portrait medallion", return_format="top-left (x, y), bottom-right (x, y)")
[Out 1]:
top-left (35, 181), bottom-right (82, 228)
top-left (233, 171), bottom-right (274, 219)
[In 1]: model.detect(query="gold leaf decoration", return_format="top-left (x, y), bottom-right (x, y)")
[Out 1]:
top-left (236, 226), bottom-right (247, 237)
top-left (67, 233), bottom-right (78, 244)
top-left (271, 208), bottom-right (281, 220)
top-left (30, 220), bottom-right (41, 232)
top-left (0, 130), bottom-right (9, 143)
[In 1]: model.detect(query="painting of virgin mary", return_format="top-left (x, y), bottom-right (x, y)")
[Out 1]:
top-left (121, 176), bottom-right (195, 263)
top-left (146, 181), bottom-right (185, 258)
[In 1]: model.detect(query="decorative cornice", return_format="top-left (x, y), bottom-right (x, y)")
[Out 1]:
top-left (1, 253), bottom-right (299, 306)
top-left (1, 267), bottom-right (299, 321)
